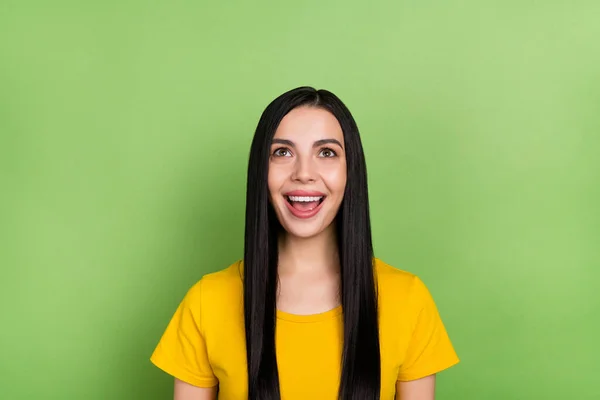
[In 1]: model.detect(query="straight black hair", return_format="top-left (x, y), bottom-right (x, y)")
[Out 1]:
top-left (243, 86), bottom-right (380, 400)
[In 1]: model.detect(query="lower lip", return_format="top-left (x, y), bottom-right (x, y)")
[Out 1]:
top-left (284, 197), bottom-right (325, 219)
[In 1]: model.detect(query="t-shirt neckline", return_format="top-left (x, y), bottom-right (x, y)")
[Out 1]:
top-left (276, 305), bottom-right (343, 323)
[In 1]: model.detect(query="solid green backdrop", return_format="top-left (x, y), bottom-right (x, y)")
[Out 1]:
top-left (1, 1), bottom-right (599, 399)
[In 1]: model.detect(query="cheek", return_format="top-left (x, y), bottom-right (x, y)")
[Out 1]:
top-left (323, 166), bottom-right (347, 196)
top-left (267, 166), bottom-right (286, 195)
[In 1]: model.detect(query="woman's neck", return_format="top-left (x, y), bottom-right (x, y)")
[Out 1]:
top-left (277, 226), bottom-right (340, 277)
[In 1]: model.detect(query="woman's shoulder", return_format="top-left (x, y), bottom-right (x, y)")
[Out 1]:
top-left (186, 260), bottom-right (243, 301)
top-left (374, 257), bottom-right (417, 287)
top-left (201, 259), bottom-right (243, 284)
top-left (374, 257), bottom-right (431, 307)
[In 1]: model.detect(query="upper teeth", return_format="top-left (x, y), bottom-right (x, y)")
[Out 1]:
top-left (288, 196), bottom-right (323, 202)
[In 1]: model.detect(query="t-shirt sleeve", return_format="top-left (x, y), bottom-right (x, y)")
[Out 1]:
top-left (150, 278), bottom-right (218, 387)
top-left (397, 276), bottom-right (460, 382)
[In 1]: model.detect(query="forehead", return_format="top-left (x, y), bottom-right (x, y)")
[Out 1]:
top-left (273, 106), bottom-right (344, 142)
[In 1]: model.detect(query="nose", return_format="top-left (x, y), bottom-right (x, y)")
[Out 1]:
top-left (291, 155), bottom-right (316, 183)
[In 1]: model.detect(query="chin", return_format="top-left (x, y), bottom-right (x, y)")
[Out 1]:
top-left (279, 222), bottom-right (328, 239)
top-left (276, 211), bottom-right (337, 240)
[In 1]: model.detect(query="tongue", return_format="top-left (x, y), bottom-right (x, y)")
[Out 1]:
top-left (291, 201), bottom-right (320, 211)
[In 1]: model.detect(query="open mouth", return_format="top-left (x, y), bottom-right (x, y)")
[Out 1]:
top-left (285, 195), bottom-right (325, 212)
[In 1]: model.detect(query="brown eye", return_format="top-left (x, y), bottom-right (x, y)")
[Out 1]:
top-left (319, 148), bottom-right (337, 158)
top-left (273, 148), bottom-right (292, 157)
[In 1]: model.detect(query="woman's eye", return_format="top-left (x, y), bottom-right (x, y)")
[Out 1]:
top-left (319, 148), bottom-right (337, 158)
top-left (273, 148), bottom-right (291, 157)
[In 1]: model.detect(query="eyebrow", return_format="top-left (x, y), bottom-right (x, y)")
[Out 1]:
top-left (271, 138), bottom-right (344, 149)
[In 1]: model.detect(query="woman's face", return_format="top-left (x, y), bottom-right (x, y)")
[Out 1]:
top-left (268, 106), bottom-right (347, 239)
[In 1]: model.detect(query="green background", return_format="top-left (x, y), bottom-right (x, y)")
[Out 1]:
top-left (1, 1), bottom-right (599, 399)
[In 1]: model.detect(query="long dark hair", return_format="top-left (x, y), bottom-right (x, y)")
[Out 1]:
top-left (243, 87), bottom-right (380, 400)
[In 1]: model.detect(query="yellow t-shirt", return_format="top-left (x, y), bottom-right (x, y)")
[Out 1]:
top-left (150, 258), bottom-right (459, 399)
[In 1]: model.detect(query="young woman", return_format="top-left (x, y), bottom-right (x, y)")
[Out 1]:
top-left (150, 87), bottom-right (459, 400)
